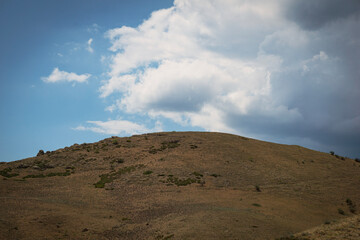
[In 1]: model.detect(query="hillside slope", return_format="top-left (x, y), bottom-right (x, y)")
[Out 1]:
top-left (0, 132), bottom-right (359, 239)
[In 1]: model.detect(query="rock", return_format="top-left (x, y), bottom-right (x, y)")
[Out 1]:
top-left (37, 150), bottom-right (44, 156)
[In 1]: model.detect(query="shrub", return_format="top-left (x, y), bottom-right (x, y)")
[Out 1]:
top-left (0, 168), bottom-right (19, 178)
top-left (255, 185), bottom-right (261, 192)
top-left (162, 140), bottom-right (180, 149)
top-left (346, 198), bottom-right (356, 213)
top-left (192, 171), bottom-right (203, 178)
top-left (94, 174), bottom-right (112, 188)
top-left (330, 151), bottom-right (335, 156)
top-left (112, 139), bottom-right (118, 145)
top-left (338, 208), bottom-right (345, 215)
top-left (23, 170), bottom-right (71, 179)
top-left (111, 158), bottom-right (124, 164)
top-left (149, 148), bottom-right (158, 154)
top-left (94, 164), bottom-right (144, 188)
top-left (210, 173), bottom-right (220, 177)
top-left (166, 176), bottom-right (198, 186)
top-left (190, 144), bottom-right (198, 149)
top-left (143, 170), bottom-right (153, 175)
top-left (33, 160), bottom-right (54, 170)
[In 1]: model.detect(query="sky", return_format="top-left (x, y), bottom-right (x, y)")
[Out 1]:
top-left (0, 0), bottom-right (359, 162)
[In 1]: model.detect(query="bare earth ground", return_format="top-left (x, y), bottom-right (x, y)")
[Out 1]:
top-left (287, 215), bottom-right (360, 240)
top-left (0, 132), bottom-right (359, 239)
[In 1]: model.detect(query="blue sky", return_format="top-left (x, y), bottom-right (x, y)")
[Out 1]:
top-left (1, 0), bottom-right (360, 162)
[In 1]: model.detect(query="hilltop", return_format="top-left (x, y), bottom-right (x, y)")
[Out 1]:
top-left (0, 132), bottom-right (359, 239)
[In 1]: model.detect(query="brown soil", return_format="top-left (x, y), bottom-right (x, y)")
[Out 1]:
top-left (0, 132), bottom-right (359, 239)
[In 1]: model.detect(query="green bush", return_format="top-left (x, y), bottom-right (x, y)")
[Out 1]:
top-left (143, 170), bottom-right (153, 175)
top-left (0, 168), bottom-right (19, 178)
top-left (338, 208), bottom-right (345, 215)
top-left (210, 173), bottom-right (220, 177)
top-left (192, 171), bottom-right (203, 178)
top-left (94, 164), bottom-right (144, 188)
top-left (346, 198), bottom-right (356, 213)
top-left (23, 170), bottom-right (71, 179)
top-left (166, 176), bottom-right (197, 186)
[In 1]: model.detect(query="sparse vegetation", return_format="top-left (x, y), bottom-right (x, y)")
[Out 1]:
top-left (2, 132), bottom-right (360, 239)
top-left (143, 170), bottom-right (153, 175)
top-left (149, 147), bottom-right (158, 154)
top-left (192, 171), bottom-right (203, 178)
top-left (94, 164), bottom-right (144, 188)
top-left (166, 176), bottom-right (198, 186)
top-left (210, 173), bottom-right (220, 177)
top-left (149, 140), bottom-right (180, 154)
top-left (156, 234), bottom-right (175, 240)
top-left (23, 170), bottom-right (71, 179)
top-left (94, 174), bottom-right (112, 188)
top-left (331, 151), bottom-right (346, 160)
top-left (33, 160), bottom-right (54, 170)
top-left (346, 198), bottom-right (356, 213)
top-left (111, 158), bottom-right (124, 164)
top-left (0, 168), bottom-right (19, 178)
top-left (338, 208), bottom-right (345, 215)
top-left (162, 140), bottom-right (180, 149)
top-left (275, 236), bottom-right (309, 240)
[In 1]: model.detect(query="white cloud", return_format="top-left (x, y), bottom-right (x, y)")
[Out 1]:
top-left (74, 120), bottom-right (161, 135)
top-left (100, 0), bottom-right (298, 130)
top-left (42, 68), bottom-right (91, 83)
top-left (87, 23), bottom-right (100, 33)
top-left (94, 0), bottom-right (360, 156)
top-left (87, 38), bottom-right (94, 53)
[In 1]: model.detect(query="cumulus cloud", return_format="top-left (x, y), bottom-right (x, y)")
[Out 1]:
top-left (87, 38), bottom-right (94, 53)
top-left (74, 120), bottom-right (161, 135)
top-left (42, 68), bottom-right (90, 83)
top-left (285, 0), bottom-right (360, 30)
top-left (96, 0), bottom-right (360, 156)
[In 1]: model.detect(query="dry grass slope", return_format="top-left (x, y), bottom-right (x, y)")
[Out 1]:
top-left (0, 132), bottom-right (359, 239)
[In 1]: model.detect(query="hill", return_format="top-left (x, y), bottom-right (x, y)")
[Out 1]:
top-left (0, 132), bottom-right (359, 239)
